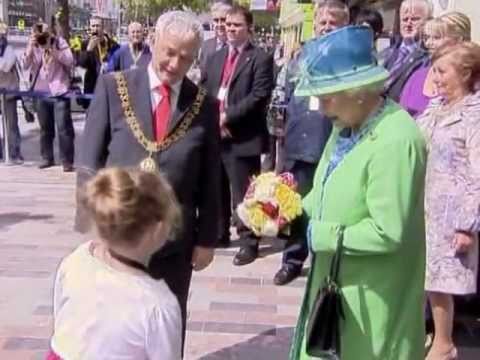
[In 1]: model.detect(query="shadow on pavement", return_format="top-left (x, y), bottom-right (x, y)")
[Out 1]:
top-left (200, 327), bottom-right (294, 360)
top-left (0, 212), bottom-right (53, 229)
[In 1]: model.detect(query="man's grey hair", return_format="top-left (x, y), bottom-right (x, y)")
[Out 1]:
top-left (155, 11), bottom-right (204, 49)
top-left (401, 0), bottom-right (434, 18)
top-left (210, 1), bottom-right (232, 14)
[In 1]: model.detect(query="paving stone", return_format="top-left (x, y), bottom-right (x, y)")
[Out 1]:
top-left (210, 302), bottom-right (277, 313)
top-left (203, 322), bottom-right (276, 335)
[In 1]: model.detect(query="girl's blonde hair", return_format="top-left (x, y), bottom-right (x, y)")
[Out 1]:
top-left (81, 167), bottom-right (181, 246)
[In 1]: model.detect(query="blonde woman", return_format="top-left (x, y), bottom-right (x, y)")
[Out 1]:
top-left (418, 42), bottom-right (480, 360)
top-left (400, 12), bottom-right (471, 118)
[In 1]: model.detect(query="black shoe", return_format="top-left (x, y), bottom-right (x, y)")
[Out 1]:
top-left (233, 246), bottom-right (258, 266)
top-left (273, 266), bottom-right (301, 286)
top-left (63, 163), bottom-right (75, 172)
top-left (38, 160), bottom-right (54, 169)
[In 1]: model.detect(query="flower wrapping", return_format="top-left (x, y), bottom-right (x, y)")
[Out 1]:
top-left (237, 172), bottom-right (303, 237)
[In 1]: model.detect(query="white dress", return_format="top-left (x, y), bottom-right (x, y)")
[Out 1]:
top-left (51, 241), bottom-right (182, 360)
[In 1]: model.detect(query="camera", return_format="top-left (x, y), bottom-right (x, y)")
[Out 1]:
top-left (34, 23), bottom-right (54, 47)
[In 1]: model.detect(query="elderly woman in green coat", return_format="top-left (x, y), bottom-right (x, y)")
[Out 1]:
top-left (289, 26), bottom-right (427, 359)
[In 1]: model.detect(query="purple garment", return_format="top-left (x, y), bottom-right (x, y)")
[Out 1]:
top-left (399, 64), bottom-right (431, 118)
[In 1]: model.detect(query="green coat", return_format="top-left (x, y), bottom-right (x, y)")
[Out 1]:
top-left (290, 102), bottom-right (427, 360)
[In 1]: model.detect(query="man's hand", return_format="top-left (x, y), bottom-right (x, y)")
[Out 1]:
top-left (26, 34), bottom-right (37, 55)
top-left (220, 112), bottom-right (232, 138)
top-left (87, 36), bottom-right (100, 52)
top-left (191, 246), bottom-right (214, 271)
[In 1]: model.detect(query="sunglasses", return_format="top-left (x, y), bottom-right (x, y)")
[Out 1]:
top-left (213, 17), bottom-right (226, 23)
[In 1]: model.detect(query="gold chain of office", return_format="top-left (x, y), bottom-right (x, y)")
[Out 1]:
top-left (114, 72), bottom-right (206, 172)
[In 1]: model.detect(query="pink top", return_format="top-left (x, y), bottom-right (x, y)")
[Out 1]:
top-left (22, 37), bottom-right (74, 96)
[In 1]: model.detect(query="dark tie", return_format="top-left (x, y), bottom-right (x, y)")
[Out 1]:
top-left (153, 84), bottom-right (171, 141)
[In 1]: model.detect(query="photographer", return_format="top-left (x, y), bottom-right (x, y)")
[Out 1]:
top-left (77, 16), bottom-right (119, 108)
top-left (22, 22), bottom-right (75, 171)
top-left (0, 22), bottom-right (23, 164)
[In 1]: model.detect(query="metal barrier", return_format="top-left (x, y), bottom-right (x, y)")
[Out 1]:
top-left (0, 89), bottom-right (94, 164)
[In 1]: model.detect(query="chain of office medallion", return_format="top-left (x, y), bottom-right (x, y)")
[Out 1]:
top-left (114, 72), bottom-right (206, 153)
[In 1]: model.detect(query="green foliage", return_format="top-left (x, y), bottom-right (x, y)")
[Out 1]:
top-left (118, 0), bottom-right (209, 23)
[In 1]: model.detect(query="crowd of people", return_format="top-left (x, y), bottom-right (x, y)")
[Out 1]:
top-left (0, 0), bottom-right (478, 359)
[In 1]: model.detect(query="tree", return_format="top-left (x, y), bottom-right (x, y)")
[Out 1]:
top-left (119, 0), bottom-right (209, 24)
top-left (56, 0), bottom-right (70, 40)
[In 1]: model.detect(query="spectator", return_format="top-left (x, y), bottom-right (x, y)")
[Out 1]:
top-left (400, 12), bottom-right (471, 118)
top-left (354, 7), bottom-right (384, 41)
top-left (381, 0), bottom-right (432, 101)
top-left (201, 5), bottom-right (274, 258)
top-left (22, 23), bottom-right (75, 171)
top-left (107, 22), bottom-right (151, 72)
top-left (48, 168), bottom-right (182, 360)
top-left (418, 42), bottom-right (480, 360)
top-left (77, 16), bottom-right (119, 108)
top-left (0, 22), bottom-right (23, 165)
top-left (272, 0), bottom-right (349, 286)
top-left (290, 25), bottom-right (427, 360)
top-left (199, 1), bottom-right (232, 72)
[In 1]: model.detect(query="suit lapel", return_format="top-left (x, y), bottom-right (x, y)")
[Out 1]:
top-left (126, 70), bottom-right (155, 141)
top-left (168, 79), bottom-right (197, 133)
top-left (230, 43), bottom-right (254, 86)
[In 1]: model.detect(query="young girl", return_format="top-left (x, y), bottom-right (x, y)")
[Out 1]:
top-left (47, 167), bottom-right (182, 359)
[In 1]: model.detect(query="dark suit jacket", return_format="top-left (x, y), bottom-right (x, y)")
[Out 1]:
top-left (382, 42), bottom-right (428, 102)
top-left (77, 35), bottom-right (119, 96)
top-left (201, 42), bottom-right (274, 156)
top-left (75, 68), bottom-right (221, 259)
top-left (199, 37), bottom-right (218, 73)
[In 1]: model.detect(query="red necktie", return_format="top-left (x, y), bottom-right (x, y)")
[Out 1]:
top-left (153, 84), bottom-right (171, 141)
top-left (219, 48), bottom-right (239, 112)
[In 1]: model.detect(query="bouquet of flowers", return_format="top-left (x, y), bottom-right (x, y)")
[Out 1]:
top-left (237, 172), bottom-right (302, 237)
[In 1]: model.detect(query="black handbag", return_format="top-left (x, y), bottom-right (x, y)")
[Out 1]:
top-left (306, 226), bottom-right (345, 358)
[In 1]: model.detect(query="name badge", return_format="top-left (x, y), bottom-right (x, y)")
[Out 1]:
top-left (309, 96), bottom-right (320, 111)
top-left (217, 86), bottom-right (227, 101)
top-left (130, 64), bottom-right (138, 69)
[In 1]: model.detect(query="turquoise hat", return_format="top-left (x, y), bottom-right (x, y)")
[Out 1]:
top-left (295, 26), bottom-right (389, 97)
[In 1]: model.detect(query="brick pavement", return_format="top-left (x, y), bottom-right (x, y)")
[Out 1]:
top-left (1, 116), bottom-right (479, 359)
top-left (0, 117), bottom-right (303, 359)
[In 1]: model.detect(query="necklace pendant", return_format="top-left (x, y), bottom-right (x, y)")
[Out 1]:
top-left (139, 155), bottom-right (157, 173)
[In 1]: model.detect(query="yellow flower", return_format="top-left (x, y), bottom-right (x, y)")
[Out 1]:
top-left (275, 184), bottom-right (302, 221)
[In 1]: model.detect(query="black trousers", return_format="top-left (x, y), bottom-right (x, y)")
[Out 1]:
top-left (220, 148), bottom-right (261, 247)
top-left (36, 98), bottom-right (74, 165)
top-left (0, 95), bottom-right (22, 159)
top-left (149, 251), bottom-right (192, 354)
top-left (281, 160), bottom-right (316, 269)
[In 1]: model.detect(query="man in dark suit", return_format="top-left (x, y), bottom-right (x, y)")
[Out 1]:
top-left (201, 5), bottom-right (274, 265)
top-left (75, 11), bottom-right (221, 348)
top-left (77, 16), bottom-right (119, 108)
top-left (381, 0), bottom-right (431, 101)
top-left (199, 1), bottom-right (232, 72)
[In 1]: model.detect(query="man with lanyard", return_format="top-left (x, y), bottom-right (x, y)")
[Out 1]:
top-left (271, 0), bottom-right (349, 285)
top-left (202, 4), bottom-right (274, 259)
top-left (199, 1), bottom-right (232, 73)
top-left (77, 16), bottom-right (119, 108)
top-left (107, 22), bottom-right (151, 72)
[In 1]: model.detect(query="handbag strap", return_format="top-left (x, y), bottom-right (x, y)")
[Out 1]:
top-left (328, 226), bottom-right (345, 283)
